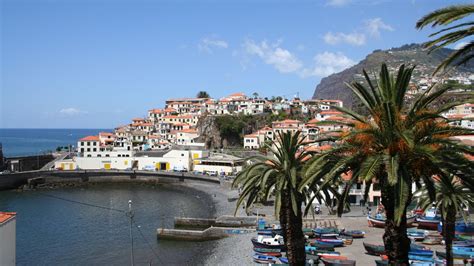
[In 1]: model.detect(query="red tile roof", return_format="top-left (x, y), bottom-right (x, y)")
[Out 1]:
top-left (0, 212), bottom-right (16, 224)
top-left (79, 136), bottom-right (100, 141)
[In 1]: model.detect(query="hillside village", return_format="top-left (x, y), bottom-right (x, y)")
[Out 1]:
top-left (53, 78), bottom-right (474, 206)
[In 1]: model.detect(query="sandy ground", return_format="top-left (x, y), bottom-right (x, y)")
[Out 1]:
top-left (182, 181), bottom-right (449, 266)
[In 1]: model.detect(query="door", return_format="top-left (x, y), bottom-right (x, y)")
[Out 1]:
top-left (69, 164), bottom-right (73, 170)
top-left (104, 163), bottom-right (111, 170)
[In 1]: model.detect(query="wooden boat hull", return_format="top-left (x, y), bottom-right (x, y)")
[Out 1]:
top-left (341, 230), bottom-right (365, 238)
top-left (416, 217), bottom-right (440, 230)
top-left (253, 254), bottom-right (277, 264)
top-left (321, 258), bottom-right (355, 266)
top-left (368, 215), bottom-right (416, 228)
top-left (255, 252), bottom-right (281, 257)
top-left (422, 235), bottom-right (442, 245)
top-left (436, 250), bottom-right (474, 259)
top-left (363, 242), bottom-right (386, 256)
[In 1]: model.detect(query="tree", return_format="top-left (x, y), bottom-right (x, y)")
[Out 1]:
top-left (253, 92), bottom-right (259, 99)
top-left (197, 91), bottom-right (210, 98)
top-left (417, 174), bottom-right (474, 266)
top-left (416, 4), bottom-right (474, 73)
top-left (233, 131), bottom-right (338, 265)
top-left (301, 63), bottom-right (474, 264)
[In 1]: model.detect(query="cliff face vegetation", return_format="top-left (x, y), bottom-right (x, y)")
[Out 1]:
top-left (196, 112), bottom-right (308, 149)
top-left (313, 43), bottom-right (474, 108)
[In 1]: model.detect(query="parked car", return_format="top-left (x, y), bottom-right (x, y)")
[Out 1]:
top-left (207, 171), bottom-right (218, 176)
top-left (142, 165), bottom-right (155, 171)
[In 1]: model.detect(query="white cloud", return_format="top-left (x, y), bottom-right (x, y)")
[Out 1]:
top-left (323, 32), bottom-right (366, 46)
top-left (302, 52), bottom-right (356, 78)
top-left (198, 37), bottom-right (228, 53)
top-left (454, 42), bottom-right (469, 50)
top-left (326, 0), bottom-right (352, 7)
top-left (243, 39), bottom-right (303, 73)
top-left (59, 108), bottom-right (87, 116)
top-left (365, 18), bottom-right (394, 37)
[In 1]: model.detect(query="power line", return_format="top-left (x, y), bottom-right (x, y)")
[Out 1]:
top-left (132, 219), bottom-right (164, 265)
top-left (36, 191), bottom-right (165, 265)
top-left (37, 192), bottom-right (126, 213)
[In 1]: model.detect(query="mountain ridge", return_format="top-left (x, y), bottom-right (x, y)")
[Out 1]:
top-left (312, 43), bottom-right (474, 107)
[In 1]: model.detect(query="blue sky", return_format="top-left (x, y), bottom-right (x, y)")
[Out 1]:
top-left (1, 0), bottom-right (470, 128)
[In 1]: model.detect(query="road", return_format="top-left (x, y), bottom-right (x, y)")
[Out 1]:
top-left (40, 152), bottom-right (71, 170)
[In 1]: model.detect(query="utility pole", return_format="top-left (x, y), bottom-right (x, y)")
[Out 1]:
top-left (128, 200), bottom-right (135, 266)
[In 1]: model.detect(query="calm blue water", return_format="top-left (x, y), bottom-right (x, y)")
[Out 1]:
top-left (0, 184), bottom-right (217, 265)
top-left (0, 129), bottom-right (109, 157)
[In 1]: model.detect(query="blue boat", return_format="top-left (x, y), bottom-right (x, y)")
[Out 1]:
top-left (453, 246), bottom-right (474, 252)
top-left (436, 250), bottom-right (474, 259)
top-left (453, 240), bottom-right (474, 247)
top-left (253, 254), bottom-right (277, 264)
top-left (315, 239), bottom-right (344, 247)
top-left (438, 221), bottom-right (474, 235)
top-left (279, 257), bottom-right (288, 264)
top-left (408, 254), bottom-right (433, 261)
top-left (409, 249), bottom-right (434, 257)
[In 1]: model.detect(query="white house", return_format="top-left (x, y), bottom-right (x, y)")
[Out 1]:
top-left (0, 212), bottom-right (16, 266)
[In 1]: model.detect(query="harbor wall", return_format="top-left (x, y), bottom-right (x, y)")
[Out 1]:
top-left (0, 170), bottom-right (220, 190)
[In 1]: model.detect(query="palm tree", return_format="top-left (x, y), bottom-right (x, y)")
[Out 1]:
top-left (301, 63), bottom-right (474, 264)
top-left (197, 91), bottom-right (210, 98)
top-left (416, 4), bottom-right (474, 73)
top-left (233, 131), bottom-right (338, 265)
top-left (417, 174), bottom-right (474, 266)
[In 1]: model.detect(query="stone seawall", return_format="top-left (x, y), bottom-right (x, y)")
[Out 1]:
top-left (0, 170), bottom-right (221, 190)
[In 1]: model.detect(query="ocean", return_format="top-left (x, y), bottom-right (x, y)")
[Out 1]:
top-left (0, 128), bottom-right (109, 157)
top-left (0, 183), bottom-right (217, 265)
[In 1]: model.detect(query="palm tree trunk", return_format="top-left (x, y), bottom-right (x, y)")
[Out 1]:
top-left (381, 183), bottom-right (410, 265)
top-left (443, 208), bottom-right (456, 266)
top-left (280, 190), bottom-right (306, 266)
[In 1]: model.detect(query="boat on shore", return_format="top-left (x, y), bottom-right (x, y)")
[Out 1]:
top-left (363, 242), bottom-right (386, 256)
top-left (321, 258), bottom-right (355, 266)
top-left (340, 230), bottom-right (365, 238)
top-left (253, 254), bottom-right (277, 264)
top-left (438, 221), bottom-right (474, 236)
top-left (367, 215), bottom-right (416, 228)
top-left (436, 250), bottom-right (474, 260)
top-left (251, 235), bottom-right (286, 250)
top-left (422, 234), bottom-right (442, 245)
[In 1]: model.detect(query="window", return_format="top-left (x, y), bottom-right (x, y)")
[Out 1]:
top-left (97, 154), bottom-right (101, 157)
top-left (87, 148), bottom-right (91, 152)
top-left (87, 154), bottom-right (92, 157)
top-left (93, 148), bottom-right (97, 152)
top-left (93, 142), bottom-right (97, 146)
top-left (81, 148), bottom-right (84, 152)
top-left (81, 142), bottom-right (84, 146)
top-left (87, 142), bottom-right (91, 146)
top-left (105, 154), bottom-right (110, 157)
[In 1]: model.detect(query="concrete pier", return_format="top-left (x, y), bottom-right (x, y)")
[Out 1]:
top-left (174, 215), bottom-right (258, 228)
top-left (157, 226), bottom-right (255, 241)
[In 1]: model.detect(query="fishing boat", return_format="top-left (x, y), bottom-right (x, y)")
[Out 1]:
top-left (313, 227), bottom-right (340, 235)
top-left (363, 242), bottom-right (386, 256)
top-left (311, 241), bottom-right (339, 249)
top-left (257, 228), bottom-right (283, 236)
top-left (254, 251), bottom-right (282, 257)
top-left (253, 254), bottom-right (277, 264)
top-left (409, 249), bottom-right (434, 257)
top-left (340, 230), bottom-right (365, 238)
top-left (436, 250), bottom-right (474, 260)
top-left (408, 254), bottom-right (434, 261)
top-left (321, 258), bottom-right (355, 266)
top-left (416, 207), bottom-right (441, 230)
top-left (319, 255), bottom-right (348, 260)
top-left (422, 234), bottom-right (442, 245)
top-left (453, 246), bottom-right (474, 252)
top-left (306, 244), bottom-right (335, 252)
top-left (367, 214), bottom-right (416, 228)
top-left (438, 221), bottom-right (474, 236)
top-left (453, 240), bottom-right (474, 247)
top-left (407, 229), bottom-right (427, 241)
top-left (305, 246), bottom-right (339, 254)
top-left (253, 248), bottom-right (282, 253)
top-left (279, 257), bottom-right (288, 264)
top-left (315, 239), bottom-right (344, 247)
top-left (251, 235), bottom-right (286, 250)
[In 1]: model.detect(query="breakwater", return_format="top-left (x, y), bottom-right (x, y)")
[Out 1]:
top-left (0, 169), bottom-right (221, 190)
